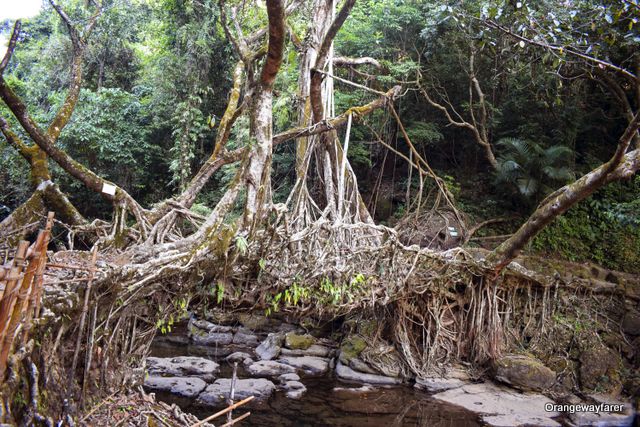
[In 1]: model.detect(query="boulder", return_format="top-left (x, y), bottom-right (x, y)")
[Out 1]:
top-left (191, 332), bottom-right (233, 346)
top-left (338, 335), bottom-right (367, 364)
top-left (433, 382), bottom-right (561, 427)
top-left (196, 378), bottom-right (276, 406)
top-left (278, 356), bottom-right (330, 376)
top-left (255, 333), bottom-right (284, 360)
top-left (144, 376), bottom-right (207, 398)
top-left (335, 361), bottom-right (402, 385)
top-left (284, 332), bottom-right (315, 350)
top-left (237, 313), bottom-right (270, 331)
top-left (233, 330), bottom-right (259, 347)
top-left (146, 356), bottom-right (219, 382)
top-left (280, 344), bottom-right (332, 358)
top-left (348, 357), bottom-right (378, 375)
top-left (247, 360), bottom-right (296, 377)
top-left (493, 354), bottom-right (556, 392)
top-left (622, 310), bottom-right (640, 336)
top-left (225, 352), bottom-right (253, 364)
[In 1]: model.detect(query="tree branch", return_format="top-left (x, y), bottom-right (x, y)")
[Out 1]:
top-left (0, 20), bottom-right (21, 76)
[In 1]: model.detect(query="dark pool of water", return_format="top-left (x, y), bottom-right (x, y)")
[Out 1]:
top-left (149, 333), bottom-right (483, 427)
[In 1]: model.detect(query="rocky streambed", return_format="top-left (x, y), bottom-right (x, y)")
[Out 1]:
top-left (142, 314), bottom-right (636, 426)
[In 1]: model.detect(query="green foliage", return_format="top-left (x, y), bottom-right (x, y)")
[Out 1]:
top-left (532, 179), bottom-right (640, 273)
top-left (495, 138), bottom-right (574, 202)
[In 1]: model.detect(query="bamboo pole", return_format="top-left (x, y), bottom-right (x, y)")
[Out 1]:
top-left (220, 412), bottom-right (251, 427)
top-left (190, 396), bottom-right (255, 427)
top-left (0, 227), bottom-right (48, 375)
top-left (0, 240), bottom-right (29, 380)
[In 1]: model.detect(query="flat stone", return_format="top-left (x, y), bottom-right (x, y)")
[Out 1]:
top-left (349, 357), bottom-right (378, 375)
top-left (335, 361), bottom-right (402, 385)
top-left (144, 376), bottom-right (207, 398)
top-left (278, 356), bottom-right (329, 376)
top-left (433, 382), bottom-right (561, 427)
top-left (233, 331), bottom-right (259, 346)
top-left (278, 373), bottom-right (300, 383)
top-left (225, 352), bottom-right (253, 364)
top-left (255, 333), bottom-right (284, 360)
top-left (191, 318), bottom-right (234, 333)
top-left (493, 355), bottom-right (556, 392)
top-left (283, 380), bottom-right (305, 391)
top-left (196, 378), bottom-right (276, 406)
top-left (280, 344), bottom-right (332, 358)
top-left (415, 376), bottom-right (466, 393)
top-left (146, 356), bottom-right (219, 382)
top-left (247, 360), bottom-right (296, 377)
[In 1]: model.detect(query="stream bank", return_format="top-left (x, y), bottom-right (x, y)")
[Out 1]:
top-left (143, 314), bottom-right (636, 426)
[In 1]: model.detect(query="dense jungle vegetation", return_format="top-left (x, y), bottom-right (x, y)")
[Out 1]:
top-left (2, 0), bottom-right (638, 272)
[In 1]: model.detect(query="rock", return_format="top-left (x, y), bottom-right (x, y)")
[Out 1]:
top-left (191, 332), bottom-right (234, 346)
top-left (414, 376), bottom-right (466, 393)
top-left (196, 378), bottom-right (276, 406)
top-left (493, 354), bottom-right (556, 392)
top-left (360, 342), bottom-right (403, 378)
top-left (225, 352), bottom-right (253, 364)
top-left (285, 332), bottom-right (315, 350)
top-left (433, 382), bottom-right (561, 427)
top-left (233, 330), bottom-right (259, 346)
top-left (283, 380), bottom-right (306, 399)
top-left (144, 376), bottom-right (207, 398)
top-left (579, 344), bottom-right (622, 393)
top-left (247, 360), bottom-right (296, 377)
top-left (278, 356), bottom-right (329, 376)
top-left (146, 356), bottom-right (219, 382)
top-left (280, 344), bottom-right (332, 358)
top-left (338, 335), bottom-right (367, 364)
top-left (255, 333), bottom-right (284, 360)
top-left (238, 313), bottom-right (270, 331)
top-left (622, 310), bottom-right (640, 336)
top-left (348, 357), bottom-right (378, 375)
top-left (278, 373), bottom-right (300, 383)
top-left (190, 318), bottom-right (234, 333)
top-left (335, 361), bottom-right (402, 385)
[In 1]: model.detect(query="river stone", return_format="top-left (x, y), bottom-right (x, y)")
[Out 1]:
top-left (256, 333), bottom-right (284, 360)
top-left (285, 332), bottom-right (315, 350)
top-left (238, 313), bottom-right (270, 331)
top-left (338, 335), bottom-right (367, 364)
top-left (226, 352), bottom-right (253, 364)
top-left (191, 331), bottom-right (234, 346)
top-left (144, 376), bottom-right (207, 398)
top-left (433, 382), bottom-right (561, 427)
top-left (414, 376), bottom-right (466, 393)
top-left (278, 373), bottom-right (300, 383)
top-left (247, 360), bottom-right (296, 377)
top-left (335, 361), bottom-right (402, 385)
top-left (493, 355), bottom-right (556, 391)
top-left (233, 330), bottom-right (259, 346)
top-left (196, 378), bottom-right (276, 406)
top-left (278, 356), bottom-right (330, 376)
top-left (349, 357), bottom-right (378, 375)
top-left (622, 310), bottom-right (640, 336)
top-left (284, 381), bottom-right (306, 399)
top-left (190, 318), bottom-right (234, 333)
top-left (146, 356), bottom-right (219, 382)
top-left (280, 344), bottom-right (332, 358)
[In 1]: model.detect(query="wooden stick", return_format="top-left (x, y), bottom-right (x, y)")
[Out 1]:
top-left (220, 412), bottom-right (251, 427)
top-left (0, 240), bottom-right (29, 380)
top-left (190, 396), bottom-right (255, 427)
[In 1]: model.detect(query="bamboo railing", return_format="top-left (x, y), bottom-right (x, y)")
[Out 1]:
top-left (0, 212), bottom-right (54, 380)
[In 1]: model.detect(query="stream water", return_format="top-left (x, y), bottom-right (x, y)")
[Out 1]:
top-left (148, 330), bottom-right (483, 427)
